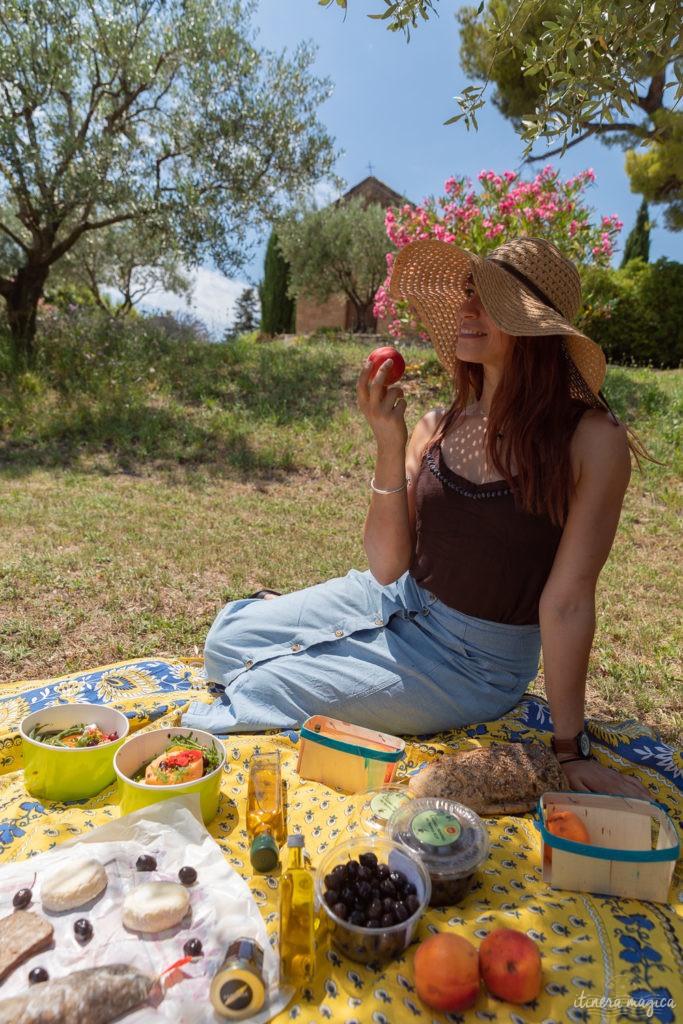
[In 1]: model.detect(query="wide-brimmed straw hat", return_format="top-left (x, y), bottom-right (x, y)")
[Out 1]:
top-left (389, 236), bottom-right (606, 405)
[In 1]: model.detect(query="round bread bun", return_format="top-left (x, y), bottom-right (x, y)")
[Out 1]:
top-left (122, 881), bottom-right (190, 933)
top-left (40, 856), bottom-right (108, 912)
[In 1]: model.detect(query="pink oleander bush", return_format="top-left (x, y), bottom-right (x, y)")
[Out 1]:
top-left (374, 166), bottom-right (623, 338)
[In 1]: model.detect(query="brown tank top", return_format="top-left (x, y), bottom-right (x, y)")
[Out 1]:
top-left (409, 444), bottom-right (564, 625)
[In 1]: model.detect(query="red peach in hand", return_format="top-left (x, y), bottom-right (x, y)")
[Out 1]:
top-left (479, 928), bottom-right (542, 1004)
top-left (367, 346), bottom-right (405, 384)
top-left (413, 932), bottom-right (480, 1012)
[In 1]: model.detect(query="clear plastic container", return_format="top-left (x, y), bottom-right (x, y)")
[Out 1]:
top-left (356, 784), bottom-right (415, 834)
top-left (386, 796), bottom-right (489, 907)
top-left (315, 835), bottom-right (431, 964)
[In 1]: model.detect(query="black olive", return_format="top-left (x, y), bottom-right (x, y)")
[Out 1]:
top-left (178, 866), bottom-right (197, 885)
top-left (323, 872), bottom-right (338, 890)
top-left (403, 881), bottom-right (417, 897)
top-left (367, 897), bottom-right (383, 919)
top-left (390, 870), bottom-right (407, 889)
top-left (12, 888), bottom-right (32, 910)
top-left (356, 881), bottom-right (372, 903)
top-left (74, 919), bottom-right (93, 944)
top-left (136, 854), bottom-right (157, 871)
top-left (183, 938), bottom-right (203, 957)
top-left (405, 893), bottom-right (421, 914)
top-left (346, 860), bottom-right (359, 880)
top-left (359, 851), bottom-right (377, 869)
top-left (366, 917), bottom-right (381, 929)
top-left (376, 863), bottom-right (390, 880)
top-left (380, 879), bottom-right (397, 898)
top-left (323, 888), bottom-right (339, 907)
top-left (330, 864), bottom-right (347, 886)
top-left (357, 864), bottom-right (372, 882)
top-left (332, 901), bottom-right (348, 920)
top-left (349, 909), bottom-right (365, 927)
top-left (339, 885), bottom-right (355, 907)
top-left (380, 912), bottom-right (395, 928)
top-left (394, 902), bottom-right (409, 923)
top-left (29, 967), bottom-right (48, 985)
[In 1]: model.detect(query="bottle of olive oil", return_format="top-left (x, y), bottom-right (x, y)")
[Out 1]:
top-left (278, 835), bottom-right (315, 984)
top-left (246, 750), bottom-right (284, 872)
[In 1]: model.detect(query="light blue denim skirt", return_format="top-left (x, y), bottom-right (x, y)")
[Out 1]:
top-left (182, 569), bottom-right (541, 735)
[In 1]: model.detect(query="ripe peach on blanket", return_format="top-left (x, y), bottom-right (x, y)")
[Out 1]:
top-left (479, 928), bottom-right (542, 1004)
top-left (413, 932), bottom-right (480, 1012)
top-left (367, 345), bottom-right (405, 384)
top-left (543, 809), bottom-right (591, 865)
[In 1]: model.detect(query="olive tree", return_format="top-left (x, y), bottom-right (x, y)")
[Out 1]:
top-left (277, 196), bottom-right (391, 332)
top-left (320, 0), bottom-right (682, 227)
top-left (0, 0), bottom-right (336, 368)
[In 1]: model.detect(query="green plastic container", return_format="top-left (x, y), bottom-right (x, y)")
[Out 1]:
top-left (20, 703), bottom-right (129, 801)
top-left (114, 727), bottom-right (226, 825)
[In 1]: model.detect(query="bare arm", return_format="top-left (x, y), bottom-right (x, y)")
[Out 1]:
top-left (539, 411), bottom-right (649, 798)
top-left (356, 355), bottom-right (442, 584)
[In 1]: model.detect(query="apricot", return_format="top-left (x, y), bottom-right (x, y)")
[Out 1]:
top-left (413, 932), bottom-right (480, 1012)
top-left (479, 928), bottom-right (542, 1004)
top-left (543, 809), bottom-right (591, 865)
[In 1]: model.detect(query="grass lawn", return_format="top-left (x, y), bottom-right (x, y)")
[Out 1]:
top-left (1, 325), bottom-right (681, 745)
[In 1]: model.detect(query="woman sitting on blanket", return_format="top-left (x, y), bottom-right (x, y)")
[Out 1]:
top-left (184, 236), bottom-right (650, 801)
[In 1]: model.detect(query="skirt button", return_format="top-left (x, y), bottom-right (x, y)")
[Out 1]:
top-left (334, 629), bottom-right (344, 637)
top-left (245, 659), bottom-right (254, 668)
top-left (374, 618), bottom-right (383, 626)
top-left (291, 643), bottom-right (302, 652)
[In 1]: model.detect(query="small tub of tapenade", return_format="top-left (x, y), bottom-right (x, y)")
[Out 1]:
top-left (357, 784), bottom-right (415, 835)
top-left (385, 796), bottom-right (489, 907)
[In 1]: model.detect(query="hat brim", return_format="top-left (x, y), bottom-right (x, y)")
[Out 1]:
top-left (389, 238), bottom-right (606, 398)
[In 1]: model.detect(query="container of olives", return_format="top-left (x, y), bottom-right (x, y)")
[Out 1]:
top-left (314, 835), bottom-right (431, 965)
top-left (385, 796), bottom-right (489, 907)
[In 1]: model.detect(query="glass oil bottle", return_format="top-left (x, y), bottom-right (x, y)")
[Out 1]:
top-left (278, 834), bottom-right (315, 985)
top-left (246, 749), bottom-right (285, 872)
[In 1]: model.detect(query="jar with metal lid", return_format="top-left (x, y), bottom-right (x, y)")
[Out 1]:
top-left (210, 937), bottom-right (266, 1020)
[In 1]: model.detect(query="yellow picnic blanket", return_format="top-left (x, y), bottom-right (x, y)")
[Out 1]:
top-left (1, 657), bottom-right (682, 1023)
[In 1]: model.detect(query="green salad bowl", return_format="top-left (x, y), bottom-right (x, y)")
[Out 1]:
top-left (114, 727), bottom-right (226, 825)
top-left (20, 703), bottom-right (130, 801)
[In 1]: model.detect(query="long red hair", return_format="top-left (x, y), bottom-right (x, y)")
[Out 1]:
top-left (431, 336), bottom-right (593, 525)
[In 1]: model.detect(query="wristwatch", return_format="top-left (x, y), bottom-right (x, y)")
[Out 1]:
top-left (551, 730), bottom-right (591, 759)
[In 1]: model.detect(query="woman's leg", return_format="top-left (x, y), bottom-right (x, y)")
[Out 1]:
top-left (182, 572), bottom-right (540, 735)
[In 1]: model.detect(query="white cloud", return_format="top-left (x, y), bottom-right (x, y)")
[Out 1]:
top-left (139, 266), bottom-right (253, 338)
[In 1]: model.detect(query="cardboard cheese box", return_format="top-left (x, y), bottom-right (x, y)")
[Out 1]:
top-left (296, 715), bottom-right (405, 793)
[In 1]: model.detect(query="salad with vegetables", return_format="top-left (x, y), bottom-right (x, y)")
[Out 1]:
top-left (132, 734), bottom-right (221, 786)
top-left (29, 723), bottom-right (120, 748)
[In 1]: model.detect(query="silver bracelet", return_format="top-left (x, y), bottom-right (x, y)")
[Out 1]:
top-left (370, 475), bottom-right (411, 494)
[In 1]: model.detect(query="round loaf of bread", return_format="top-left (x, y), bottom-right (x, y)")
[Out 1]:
top-left (122, 881), bottom-right (190, 933)
top-left (40, 856), bottom-right (108, 912)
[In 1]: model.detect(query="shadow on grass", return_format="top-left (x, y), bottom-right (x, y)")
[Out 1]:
top-left (0, 346), bottom-right (350, 478)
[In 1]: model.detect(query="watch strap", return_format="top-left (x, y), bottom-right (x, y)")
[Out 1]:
top-left (551, 731), bottom-right (590, 758)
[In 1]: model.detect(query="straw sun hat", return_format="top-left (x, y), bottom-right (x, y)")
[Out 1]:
top-left (389, 236), bottom-right (607, 407)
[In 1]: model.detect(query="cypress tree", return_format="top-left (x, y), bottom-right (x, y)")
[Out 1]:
top-left (621, 198), bottom-right (651, 267)
top-left (260, 230), bottom-right (295, 334)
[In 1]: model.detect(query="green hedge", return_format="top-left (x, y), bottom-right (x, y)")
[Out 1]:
top-left (581, 257), bottom-right (682, 368)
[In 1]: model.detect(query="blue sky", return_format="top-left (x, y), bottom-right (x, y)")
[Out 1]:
top-left (143, 0), bottom-right (680, 332)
